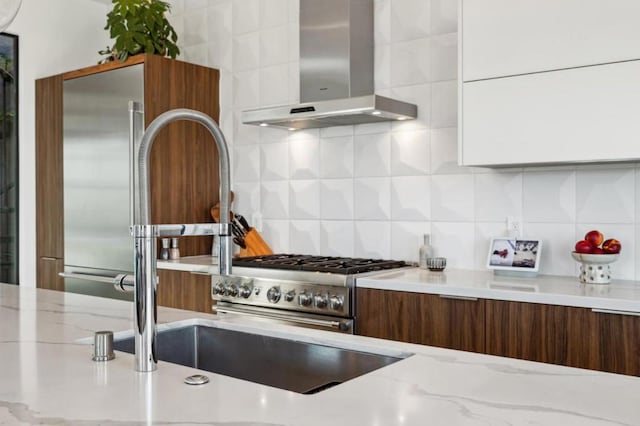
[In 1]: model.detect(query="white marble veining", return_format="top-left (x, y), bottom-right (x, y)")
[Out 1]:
top-left (357, 268), bottom-right (640, 313)
top-left (0, 283), bottom-right (639, 425)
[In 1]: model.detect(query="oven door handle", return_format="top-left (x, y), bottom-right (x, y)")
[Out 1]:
top-left (213, 305), bottom-right (346, 330)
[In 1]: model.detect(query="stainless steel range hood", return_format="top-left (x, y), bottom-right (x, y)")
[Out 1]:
top-left (241, 0), bottom-right (417, 130)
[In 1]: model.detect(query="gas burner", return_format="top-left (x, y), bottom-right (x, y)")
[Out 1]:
top-left (233, 254), bottom-right (406, 275)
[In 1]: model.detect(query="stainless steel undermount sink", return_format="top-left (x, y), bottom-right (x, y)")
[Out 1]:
top-left (113, 324), bottom-right (409, 394)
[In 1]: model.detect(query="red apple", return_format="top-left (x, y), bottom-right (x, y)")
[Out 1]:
top-left (575, 240), bottom-right (593, 254)
top-left (591, 247), bottom-right (605, 254)
top-left (602, 238), bottom-right (622, 254)
top-left (584, 230), bottom-right (604, 248)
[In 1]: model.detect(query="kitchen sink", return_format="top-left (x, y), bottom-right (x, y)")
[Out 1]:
top-left (113, 324), bottom-right (408, 394)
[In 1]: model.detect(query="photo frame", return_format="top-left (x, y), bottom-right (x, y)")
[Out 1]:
top-left (486, 237), bottom-right (542, 277)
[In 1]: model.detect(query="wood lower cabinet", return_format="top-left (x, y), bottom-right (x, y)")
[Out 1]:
top-left (486, 300), bottom-right (640, 376)
top-left (37, 257), bottom-right (64, 292)
top-left (357, 288), bottom-right (640, 376)
top-left (157, 270), bottom-right (213, 314)
top-left (356, 288), bottom-right (485, 353)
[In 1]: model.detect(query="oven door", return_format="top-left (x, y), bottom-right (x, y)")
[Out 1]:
top-left (213, 302), bottom-right (354, 334)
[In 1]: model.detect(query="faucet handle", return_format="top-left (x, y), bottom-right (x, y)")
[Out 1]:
top-left (132, 223), bottom-right (232, 238)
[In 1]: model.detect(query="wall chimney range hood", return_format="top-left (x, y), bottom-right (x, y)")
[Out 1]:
top-left (241, 0), bottom-right (417, 130)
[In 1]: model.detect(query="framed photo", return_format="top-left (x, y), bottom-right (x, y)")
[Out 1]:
top-left (486, 237), bottom-right (542, 275)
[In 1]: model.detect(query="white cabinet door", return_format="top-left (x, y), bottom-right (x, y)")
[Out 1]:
top-left (462, 0), bottom-right (640, 82)
top-left (460, 60), bottom-right (640, 166)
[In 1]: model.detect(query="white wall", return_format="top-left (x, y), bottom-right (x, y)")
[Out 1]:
top-left (7, 0), bottom-right (110, 287)
top-left (167, 0), bottom-right (640, 281)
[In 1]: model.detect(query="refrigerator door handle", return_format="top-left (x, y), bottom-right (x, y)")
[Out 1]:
top-left (59, 272), bottom-right (135, 292)
top-left (129, 101), bottom-right (144, 227)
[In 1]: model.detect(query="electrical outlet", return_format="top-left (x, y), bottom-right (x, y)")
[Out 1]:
top-left (506, 216), bottom-right (523, 238)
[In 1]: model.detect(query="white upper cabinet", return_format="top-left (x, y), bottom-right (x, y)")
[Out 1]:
top-left (462, 0), bottom-right (640, 81)
top-left (461, 61), bottom-right (640, 166)
top-left (460, 0), bottom-right (640, 166)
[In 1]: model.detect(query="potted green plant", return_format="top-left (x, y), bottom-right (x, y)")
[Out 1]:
top-left (99, 0), bottom-right (180, 63)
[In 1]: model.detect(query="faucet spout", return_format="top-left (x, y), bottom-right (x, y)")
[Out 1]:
top-left (132, 108), bottom-right (233, 372)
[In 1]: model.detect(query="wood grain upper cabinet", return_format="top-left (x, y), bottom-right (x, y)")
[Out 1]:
top-left (462, 0), bottom-right (640, 82)
top-left (356, 288), bottom-right (485, 353)
top-left (486, 300), bottom-right (640, 376)
top-left (36, 76), bottom-right (64, 260)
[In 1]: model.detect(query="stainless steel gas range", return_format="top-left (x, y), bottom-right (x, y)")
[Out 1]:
top-left (212, 254), bottom-right (407, 334)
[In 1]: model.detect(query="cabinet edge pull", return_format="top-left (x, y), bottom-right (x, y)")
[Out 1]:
top-left (438, 294), bottom-right (478, 301)
top-left (41, 257), bottom-right (59, 261)
top-left (189, 271), bottom-right (213, 276)
top-left (591, 308), bottom-right (640, 317)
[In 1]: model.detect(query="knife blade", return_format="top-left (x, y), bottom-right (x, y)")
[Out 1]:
top-left (234, 213), bottom-right (251, 232)
top-left (233, 236), bottom-right (246, 249)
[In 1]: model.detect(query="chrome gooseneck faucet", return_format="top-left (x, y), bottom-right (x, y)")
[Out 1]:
top-left (132, 108), bottom-right (232, 372)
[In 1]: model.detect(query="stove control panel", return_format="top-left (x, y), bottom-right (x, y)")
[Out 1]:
top-left (211, 276), bottom-right (350, 317)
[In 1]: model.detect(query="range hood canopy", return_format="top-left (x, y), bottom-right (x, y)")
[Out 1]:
top-left (241, 0), bottom-right (417, 130)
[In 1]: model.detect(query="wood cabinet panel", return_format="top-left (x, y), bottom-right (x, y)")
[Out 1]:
top-left (37, 257), bottom-right (64, 291)
top-left (597, 310), bottom-right (640, 376)
top-left (486, 300), bottom-right (640, 376)
top-left (356, 288), bottom-right (485, 353)
top-left (145, 55), bottom-right (220, 258)
top-left (35, 76), bottom-right (64, 259)
top-left (485, 300), bottom-right (594, 367)
top-left (157, 269), bottom-right (213, 314)
top-left (36, 55), bottom-right (221, 310)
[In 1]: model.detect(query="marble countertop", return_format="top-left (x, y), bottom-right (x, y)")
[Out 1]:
top-left (357, 268), bottom-right (640, 313)
top-left (1, 283), bottom-right (639, 425)
top-left (157, 254), bottom-right (219, 273)
top-left (158, 256), bottom-right (640, 313)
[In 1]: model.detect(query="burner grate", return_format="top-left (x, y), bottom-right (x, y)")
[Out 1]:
top-left (233, 254), bottom-right (406, 274)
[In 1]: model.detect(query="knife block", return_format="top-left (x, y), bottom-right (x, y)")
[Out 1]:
top-left (237, 228), bottom-right (273, 257)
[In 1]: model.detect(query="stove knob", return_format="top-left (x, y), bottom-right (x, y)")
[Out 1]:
top-left (212, 282), bottom-right (225, 296)
top-left (329, 295), bottom-right (344, 311)
top-left (238, 285), bottom-right (252, 299)
top-left (284, 290), bottom-right (296, 302)
top-left (314, 294), bottom-right (328, 309)
top-left (224, 284), bottom-right (238, 297)
top-left (266, 286), bottom-right (281, 303)
top-left (298, 292), bottom-right (313, 307)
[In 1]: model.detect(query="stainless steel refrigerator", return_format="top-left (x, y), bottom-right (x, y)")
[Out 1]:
top-left (62, 64), bottom-right (144, 300)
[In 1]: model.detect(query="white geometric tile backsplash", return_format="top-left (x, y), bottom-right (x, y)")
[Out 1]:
top-left (354, 133), bottom-right (391, 177)
top-left (354, 178), bottom-right (391, 221)
top-left (174, 0), bottom-right (640, 280)
top-left (289, 180), bottom-right (320, 220)
top-left (390, 0), bottom-right (431, 42)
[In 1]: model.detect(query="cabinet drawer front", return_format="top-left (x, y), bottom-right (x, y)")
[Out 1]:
top-left (356, 289), bottom-right (485, 353)
top-left (461, 60), bottom-right (640, 166)
top-left (462, 0), bottom-right (640, 81)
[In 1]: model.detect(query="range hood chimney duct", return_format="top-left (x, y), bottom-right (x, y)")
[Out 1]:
top-left (241, 0), bottom-right (417, 130)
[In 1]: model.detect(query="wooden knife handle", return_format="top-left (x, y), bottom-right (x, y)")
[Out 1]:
top-left (210, 191), bottom-right (235, 222)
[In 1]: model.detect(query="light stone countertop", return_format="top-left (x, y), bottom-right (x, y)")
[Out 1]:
top-left (357, 268), bottom-right (640, 313)
top-left (1, 283), bottom-right (639, 425)
top-left (158, 256), bottom-right (640, 313)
